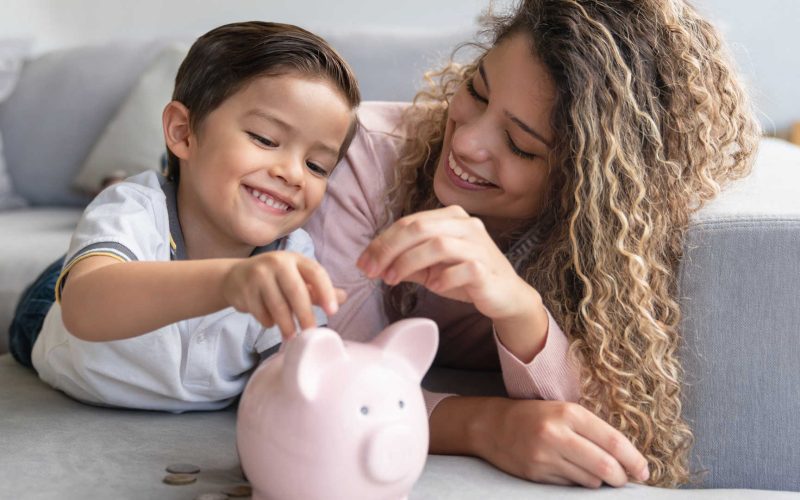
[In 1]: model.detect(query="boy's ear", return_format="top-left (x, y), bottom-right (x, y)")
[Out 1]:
top-left (162, 101), bottom-right (192, 161)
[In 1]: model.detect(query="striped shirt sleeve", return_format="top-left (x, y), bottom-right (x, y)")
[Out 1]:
top-left (56, 177), bottom-right (167, 302)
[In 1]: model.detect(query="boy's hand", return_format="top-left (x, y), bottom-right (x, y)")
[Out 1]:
top-left (222, 252), bottom-right (346, 340)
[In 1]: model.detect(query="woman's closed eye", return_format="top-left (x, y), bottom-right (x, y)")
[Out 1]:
top-left (465, 79), bottom-right (538, 161)
top-left (506, 132), bottom-right (537, 161)
top-left (465, 78), bottom-right (488, 104)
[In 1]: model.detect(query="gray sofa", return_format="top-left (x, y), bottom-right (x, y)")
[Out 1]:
top-left (1, 33), bottom-right (798, 499)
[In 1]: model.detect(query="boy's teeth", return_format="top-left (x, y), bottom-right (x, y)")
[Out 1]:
top-left (249, 187), bottom-right (289, 211)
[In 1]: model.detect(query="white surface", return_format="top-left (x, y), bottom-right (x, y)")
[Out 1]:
top-left (697, 138), bottom-right (800, 221)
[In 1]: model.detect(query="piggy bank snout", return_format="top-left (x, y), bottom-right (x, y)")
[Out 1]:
top-left (364, 424), bottom-right (422, 484)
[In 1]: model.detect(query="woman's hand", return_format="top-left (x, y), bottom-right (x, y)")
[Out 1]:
top-left (222, 252), bottom-right (346, 340)
top-left (357, 205), bottom-right (549, 360)
top-left (431, 396), bottom-right (650, 488)
top-left (357, 205), bottom-right (533, 322)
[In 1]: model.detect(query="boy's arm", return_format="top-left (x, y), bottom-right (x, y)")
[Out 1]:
top-left (60, 256), bottom-right (236, 341)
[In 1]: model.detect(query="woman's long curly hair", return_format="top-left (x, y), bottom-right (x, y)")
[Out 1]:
top-left (388, 0), bottom-right (760, 487)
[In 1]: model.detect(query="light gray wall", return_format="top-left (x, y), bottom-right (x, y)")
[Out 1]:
top-left (694, 0), bottom-right (800, 134)
top-left (0, 0), bottom-right (506, 52)
top-left (1, 0), bottom-right (797, 133)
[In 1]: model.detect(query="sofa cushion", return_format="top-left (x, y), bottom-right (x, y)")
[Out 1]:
top-left (0, 207), bottom-right (82, 353)
top-left (1, 354), bottom-right (794, 499)
top-left (72, 44), bottom-right (188, 195)
top-left (0, 39), bottom-right (31, 210)
top-left (0, 41), bottom-right (170, 207)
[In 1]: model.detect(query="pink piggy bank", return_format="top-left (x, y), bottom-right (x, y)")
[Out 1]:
top-left (236, 318), bottom-right (439, 500)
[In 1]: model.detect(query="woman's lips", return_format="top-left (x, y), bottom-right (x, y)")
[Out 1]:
top-left (445, 151), bottom-right (495, 190)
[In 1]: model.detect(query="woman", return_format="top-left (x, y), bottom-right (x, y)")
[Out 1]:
top-left (306, 0), bottom-right (759, 488)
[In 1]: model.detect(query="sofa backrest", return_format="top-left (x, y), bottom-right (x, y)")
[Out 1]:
top-left (0, 31), bottom-right (473, 208)
top-left (679, 138), bottom-right (800, 491)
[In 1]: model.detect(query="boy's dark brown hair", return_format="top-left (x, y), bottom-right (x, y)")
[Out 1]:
top-left (166, 21), bottom-right (361, 182)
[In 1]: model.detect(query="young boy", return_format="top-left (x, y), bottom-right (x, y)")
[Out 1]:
top-left (9, 21), bottom-right (361, 412)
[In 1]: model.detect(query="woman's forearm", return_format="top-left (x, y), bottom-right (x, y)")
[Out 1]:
top-left (428, 395), bottom-right (503, 457)
top-left (60, 258), bottom-right (236, 341)
top-left (492, 286), bottom-right (549, 363)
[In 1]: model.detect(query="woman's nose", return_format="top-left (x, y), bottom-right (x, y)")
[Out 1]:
top-left (450, 120), bottom-right (491, 164)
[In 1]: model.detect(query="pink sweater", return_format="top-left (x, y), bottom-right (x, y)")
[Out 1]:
top-left (305, 102), bottom-right (580, 413)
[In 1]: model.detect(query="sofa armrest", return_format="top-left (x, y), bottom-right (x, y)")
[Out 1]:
top-left (679, 138), bottom-right (800, 491)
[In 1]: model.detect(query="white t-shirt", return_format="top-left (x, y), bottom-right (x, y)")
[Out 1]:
top-left (31, 171), bottom-right (325, 412)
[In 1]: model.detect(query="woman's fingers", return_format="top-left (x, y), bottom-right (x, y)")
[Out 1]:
top-left (553, 459), bottom-right (604, 489)
top-left (571, 406), bottom-right (650, 482)
top-left (561, 433), bottom-right (629, 487)
top-left (382, 236), bottom-right (470, 286)
top-left (357, 206), bottom-right (475, 278)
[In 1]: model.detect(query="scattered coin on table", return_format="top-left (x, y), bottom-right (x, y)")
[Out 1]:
top-left (195, 493), bottom-right (229, 500)
top-left (166, 463), bottom-right (201, 474)
top-left (222, 484), bottom-right (252, 497)
top-left (163, 473), bottom-right (198, 485)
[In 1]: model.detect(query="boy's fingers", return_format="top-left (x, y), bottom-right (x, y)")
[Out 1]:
top-left (261, 277), bottom-right (296, 340)
top-left (297, 260), bottom-right (339, 315)
top-left (249, 292), bottom-right (274, 329)
top-left (334, 288), bottom-right (347, 304)
top-left (276, 268), bottom-right (316, 331)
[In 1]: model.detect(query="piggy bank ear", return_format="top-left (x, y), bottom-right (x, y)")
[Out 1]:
top-left (282, 328), bottom-right (347, 401)
top-left (372, 318), bottom-right (438, 382)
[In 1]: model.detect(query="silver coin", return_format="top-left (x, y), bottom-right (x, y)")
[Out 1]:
top-left (163, 473), bottom-right (198, 485)
top-left (166, 462), bottom-right (201, 474)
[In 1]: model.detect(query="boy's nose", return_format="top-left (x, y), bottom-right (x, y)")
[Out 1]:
top-left (268, 157), bottom-right (305, 188)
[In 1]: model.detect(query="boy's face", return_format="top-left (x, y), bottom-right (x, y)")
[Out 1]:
top-left (177, 74), bottom-right (352, 253)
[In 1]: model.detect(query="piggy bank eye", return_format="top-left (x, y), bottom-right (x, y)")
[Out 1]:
top-left (398, 400), bottom-right (405, 409)
top-left (360, 405), bottom-right (369, 415)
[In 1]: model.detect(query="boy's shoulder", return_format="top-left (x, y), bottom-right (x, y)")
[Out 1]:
top-left (91, 170), bottom-right (166, 207)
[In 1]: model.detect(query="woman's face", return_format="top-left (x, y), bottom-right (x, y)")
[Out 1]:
top-left (433, 33), bottom-right (556, 234)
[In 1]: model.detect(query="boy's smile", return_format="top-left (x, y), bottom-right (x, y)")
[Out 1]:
top-left (171, 73), bottom-right (353, 259)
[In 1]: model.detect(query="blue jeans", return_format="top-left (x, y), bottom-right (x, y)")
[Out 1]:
top-left (8, 256), bottom-right (65, 369)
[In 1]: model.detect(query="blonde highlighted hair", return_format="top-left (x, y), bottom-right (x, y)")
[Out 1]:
top-left (389, 0), bottom-right (759, 487)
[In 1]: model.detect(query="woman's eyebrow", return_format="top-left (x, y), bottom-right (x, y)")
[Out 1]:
top-left (478, 60), bottom-right (552, 149)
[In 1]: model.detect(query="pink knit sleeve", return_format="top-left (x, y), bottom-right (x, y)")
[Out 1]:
top-left (495, 307), bottom-right (581, 402)
top-left (423, 389), bottom-right (454, 417)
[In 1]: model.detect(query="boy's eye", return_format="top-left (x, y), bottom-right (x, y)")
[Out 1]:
top-left (465, 78), bottom-right (488, 104)
top-left (247, 132), bottom-right (277, 147)
top-left (306, 161), bottom-right (329, 178)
